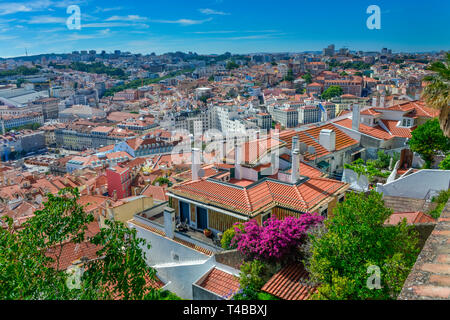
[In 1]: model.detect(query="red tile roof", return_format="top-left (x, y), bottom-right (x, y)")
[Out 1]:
top-left (387, 101), bottom-right (440, 118)
top-left (170, 175), bottom-right (347, 216)
top-left (385, 211), bottom-right (435, 225)
top-left (334, 118), bottom-right (395, 140)
top-left (197, 268), bottom-right (240, 299)
top-left (280, 123), bottom-right (359, 161)
top-left (261, 263), bottom-right (318, 300)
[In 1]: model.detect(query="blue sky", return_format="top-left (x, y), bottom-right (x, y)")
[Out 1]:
top-left (0, 0), bottom-right (449, 58)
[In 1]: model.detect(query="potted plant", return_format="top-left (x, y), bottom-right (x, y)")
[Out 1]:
top-left (203, 229), bottom-right (212, 237)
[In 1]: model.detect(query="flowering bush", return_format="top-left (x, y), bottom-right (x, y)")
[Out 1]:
top-left (232, 213), bottom-right (324, 260)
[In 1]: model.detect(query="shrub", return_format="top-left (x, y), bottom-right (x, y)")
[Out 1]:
top-left (234, 260), bottom-right (273, 300)
top-left (221, 223), bottom-right (243, 250)
top-left (232, 213), bottom-right (324, 261)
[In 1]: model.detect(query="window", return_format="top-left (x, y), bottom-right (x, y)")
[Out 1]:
top-left (261, 212), bottom-right (271, 224)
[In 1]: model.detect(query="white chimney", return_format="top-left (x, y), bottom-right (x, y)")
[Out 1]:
top-left (234, 139), bottom-right (242, 180)
top-left (191, 148), bottom-right (201, 180)
top-left (319, 129), bottom-right (336, 152)
top-left (290, 136), bottom-right (300, 183)
top-left (352, 104), bottom-right (360, 131)
top-left (372, 97), bottom-right (378, 107)
top-left (380, 95), bottom-right (385, 107)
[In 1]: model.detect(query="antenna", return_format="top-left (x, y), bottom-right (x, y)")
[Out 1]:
top-left (25, 48), bottom-right (28, 57)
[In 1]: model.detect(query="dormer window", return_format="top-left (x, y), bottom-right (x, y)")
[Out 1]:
top-left (401, 118), bottom-right (413, 128)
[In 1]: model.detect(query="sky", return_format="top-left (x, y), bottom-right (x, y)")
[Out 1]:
top-left (0, 0), bottom-right (449, 58)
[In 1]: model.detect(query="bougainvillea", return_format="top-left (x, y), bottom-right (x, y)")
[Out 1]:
top-left (231, 213), bottom-right (324, 260)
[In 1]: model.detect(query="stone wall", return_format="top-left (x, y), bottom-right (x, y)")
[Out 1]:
top-left (398, 200), bottom-right (450, 300)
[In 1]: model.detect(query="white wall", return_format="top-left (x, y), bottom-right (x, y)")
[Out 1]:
top-left (377, 169), bottom-right (450, 199)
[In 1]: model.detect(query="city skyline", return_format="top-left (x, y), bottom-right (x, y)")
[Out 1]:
top-left (0, 0), bottom-right (449, 58)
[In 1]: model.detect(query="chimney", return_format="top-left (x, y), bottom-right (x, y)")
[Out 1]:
top-left (352, 104), bottom-right (360, 131)
top-left (234, 138), bottom-right (242, 180)
top-left (319, 129), bottom-right (336, 152)
top-left (191, 148), bottom-right (201, 180)
top-left (163, 206), bottom-right (176, 239)
top-left (380, 95), bottom-right (385, 107)
top-left (372, 97), bottom-right (378, 107)
top-left (112, 190), bottom-right (117, 201)
top-left (222, 136), bottom-right (227, 163)
top-left (291, 136), bottom-right (300, 183)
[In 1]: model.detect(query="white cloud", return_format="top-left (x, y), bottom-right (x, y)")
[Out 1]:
top-left (151, 18), bottom-right (213, 26)
top-left (27, 15), bottom-right (66, 24)
top-left (198, 8), bottom-right (229, 15)
top-left (83, 22), bottom-right (149, 28)
top-left (0, 0), bottom-right (86, 16)
top-left (106, 15), bottom-right (148, 22)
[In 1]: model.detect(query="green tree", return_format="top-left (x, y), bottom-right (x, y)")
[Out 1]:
top-left (439, 154), bottom-right (450, 170)
top-left (0, 188), bottom-right (177, 300)
top-left (226, 61), bottom-right (239, 70)
top-left (409, 118), bottom-right (450, 168)
top-left (321, 85), bottom-right (343, 100)
top-left (302, 73), bottom-right (312, 84)
top-left (308, 191), bottom-right (420, 300)
top-left (422, 52), bottom-right (450, 137)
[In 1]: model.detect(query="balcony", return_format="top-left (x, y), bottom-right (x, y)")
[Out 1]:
top-left (136, 203), bottom-right (222, 252)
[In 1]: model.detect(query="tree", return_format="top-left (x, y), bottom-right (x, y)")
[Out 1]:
top-left (409, 118), bottom-right (450, 168)
top-left (283, 69), bottom-right (294, 82)
top-left (307, 191), bottom-right (420, 300)
top-left (0, 188), bottom-right (177, 300)
top-left (439, 154), bottom-right (450, 170)
top-left (422, 52), bottom-right (450, 137)
top-left (226, 60), bottom-right (239, 70)
top-left (344, 158), bottom-right (390, 183)
top-left (321, 85), bottom-right (343, 100)
top-left (302, 73), bottom-right (312, 84)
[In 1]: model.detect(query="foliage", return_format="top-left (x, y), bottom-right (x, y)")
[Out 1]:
top-left (0, 188), bottom-right (173, 300)
top-left (283, 69), bottom-right (294, 82)
top-left (0, 66), bottom-right (40, 77)
top-left (428, 189), bottom-right (450, 219)
top-left (257, 292), bottom-right (280, 300)
top-left (344, 158), bottom-right (390, 182)
top-left (72, 62), bottom-right (125, 78)
top-left (233, 260), bottom-right (274, 300)
top-left (6, 122), bottom-right (42, 132)
top-left (221, 223), bottom-right (243, 250)
top-left (371, 151), bottom-right (400, 169)
top-left (153, 176), bottom-right (171, 187)
top-left (301, 73), bottom-right (312, 84)
top-left (104, 68), bottom-right (194, 96)
top-left (232, 214), bottom-right (324, 261)
top-left (307, 191), bottom-right (420, 300)
top-left (409, 118), bottom-right (450, 168)
top-left (439, 154), bottom-right (450, 170)
top-left (321, 85), bottom-right (343, 100)
top-left (226, 60), bottom-right (240, 70)
top-left (422, 52), bottom-right (450, 137)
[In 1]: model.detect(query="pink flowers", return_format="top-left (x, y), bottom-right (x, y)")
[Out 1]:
top-left (232, 213), bottom-right (324, 260)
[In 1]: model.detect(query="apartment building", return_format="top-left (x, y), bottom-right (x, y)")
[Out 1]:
top-left (31, 97), bottom-right (59, 120)
top-left (324, 78), bottom-right (363, 97)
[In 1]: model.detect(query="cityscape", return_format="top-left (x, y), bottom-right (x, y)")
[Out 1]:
top-left (0, 0), bottom-right (449, 309)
